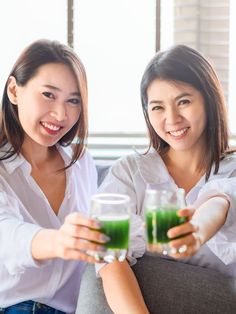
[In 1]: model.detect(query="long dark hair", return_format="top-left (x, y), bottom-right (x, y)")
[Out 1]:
top-left (141, 44), bottom-right (231, 180)
top-left (0, 39), bottom-right (88, 168)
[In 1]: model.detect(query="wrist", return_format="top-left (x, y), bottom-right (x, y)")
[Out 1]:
top-left (32, 229), bottom-right (58, 260)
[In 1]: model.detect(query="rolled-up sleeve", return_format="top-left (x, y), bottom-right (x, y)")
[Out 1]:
top-left (0, 191), bottom-right (47, 275)
top-left (197, 178), bottom-right (236, 265)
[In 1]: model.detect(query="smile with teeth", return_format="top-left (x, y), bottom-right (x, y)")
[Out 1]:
top-left (41, 122), bottom-right (61, 131)
top-left (168, 127), bottom-right (188, 137)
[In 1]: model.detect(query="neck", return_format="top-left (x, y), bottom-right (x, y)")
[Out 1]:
top-left (21, 138), bottom-right (56, 169)
top-left (163, 147), bottom-right (207, 175)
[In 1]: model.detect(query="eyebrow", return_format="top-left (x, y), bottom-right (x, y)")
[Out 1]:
top-left (148, 92), bottom-right (193, 106)
top-left (42, 84), bottom-right (81, 97)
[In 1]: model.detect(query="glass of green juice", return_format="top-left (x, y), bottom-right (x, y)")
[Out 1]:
top-left (90, 193), bottom-right (130, 263)
top-left (144, 188), bottom-right (187, 255)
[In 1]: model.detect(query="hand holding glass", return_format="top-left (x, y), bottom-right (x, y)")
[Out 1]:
top-left (144, 188), bottom-right (187, 255)
top-left (89, 193), bottom-right (130, 263)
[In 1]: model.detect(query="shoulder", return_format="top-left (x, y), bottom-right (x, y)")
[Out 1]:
top-left (217, 153), bottom-right (236, 176)
top-left (77, 149), bottom-right (96, 168)
top-left (109, 148), bottom-right (167, 184)
top-left (222, 152), bottom-right (236, 163)
top-left (200, 153), bottom-right (236, 191)
top-left (112, 148), bottom-right (160, 168)
top-left (109, 151), bottom-right (146, 174)
top-left (60, 146), bottom-right (95, 169)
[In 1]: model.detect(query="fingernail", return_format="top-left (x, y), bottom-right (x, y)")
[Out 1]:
top-left (93, 219), bottom-right (102, 228)
top-left (100, 235), bottom-right (110, 242)
top-left (99, 246), bottom-right (107, 252)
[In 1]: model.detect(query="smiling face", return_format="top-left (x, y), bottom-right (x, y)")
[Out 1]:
top-left (147, 79), bottom-right (207, 155)
top-left (7, 62), bottom-right (81, 149)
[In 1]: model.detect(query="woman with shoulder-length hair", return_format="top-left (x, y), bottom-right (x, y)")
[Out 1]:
top-left (93, 45), bottom-right (236, 313)
top-left (0, 39), bottom-right (108, 314)
top-left (141, 44), bottom-right (229, 181)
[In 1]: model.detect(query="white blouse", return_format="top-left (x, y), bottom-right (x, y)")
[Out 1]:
top-left (0, 146), bottom-right (97, 313)
top-left (98, 148), bottom-right (236, 278)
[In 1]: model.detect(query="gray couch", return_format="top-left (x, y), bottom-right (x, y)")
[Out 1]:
top-left (76, 164), bottom-right (236, 314)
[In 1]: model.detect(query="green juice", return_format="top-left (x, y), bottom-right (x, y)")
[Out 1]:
top-left (145, 205), bottom-right (186, 244)
top-left (99, 215), bottom-right (130, 249)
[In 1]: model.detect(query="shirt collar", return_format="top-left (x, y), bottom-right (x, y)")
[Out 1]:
top-left (135, 147), bottom-right (209, 189)
top-left (136, 148), bottom-right (236, 186)
top-left (1, 144), bottom-right (28, 174)
top-left (57, 145), bottom-right (81, 169)
top-left (1, 144), bottom-right (80, 175)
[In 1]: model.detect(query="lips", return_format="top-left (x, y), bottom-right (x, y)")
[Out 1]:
top-left (168, 127), bottom-right (189, 137)
top-left (40, 121), bottom-right (63, 135)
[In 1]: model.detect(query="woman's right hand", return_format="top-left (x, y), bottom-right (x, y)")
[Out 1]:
top-left (31, 212), bottom-right (108, 263)
top-left (54, 212), bottom-right (109, 262)
top-left (166, 208), bottom-right (201, 258)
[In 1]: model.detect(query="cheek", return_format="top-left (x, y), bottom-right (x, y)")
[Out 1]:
top-left (148, 112), bottom-right (162, 132)
top-left (69, 107), bottom-right (81, 125)
top-left (193, 110), bottom-right (206, 130)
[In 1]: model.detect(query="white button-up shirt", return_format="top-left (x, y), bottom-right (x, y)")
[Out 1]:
top-left (98, 148), bottom-right (236, 278)
top-left (0, 146), bottom-right (97, 313)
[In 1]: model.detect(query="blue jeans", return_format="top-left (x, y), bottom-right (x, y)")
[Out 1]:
top-left (0, 301), bottom-right (66, 314)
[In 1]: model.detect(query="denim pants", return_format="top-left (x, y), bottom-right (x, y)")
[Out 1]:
top-left (0, 301), bottom-right (66, 314)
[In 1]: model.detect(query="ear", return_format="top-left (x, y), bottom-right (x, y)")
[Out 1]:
top-left (7, 76), bottom-right (18, 105)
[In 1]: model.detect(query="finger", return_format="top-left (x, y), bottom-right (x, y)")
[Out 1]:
top-left (169, 233), bottom-right (201, 258)
top-left (167, 221), bottom-right (199, 239)
top-left (62, 225), bottom-right (109, 244)
top-left (177, 208), bottom-right (195, 218)
top-left (169, 233), bottom-right (197, 249)
top-left (62, 223), bottom-right (103, 238)
top-left (77, 226), bottom-right (110, 243)
top-left (79, 240), bottom-right (107, 253)
top-left (65, 212), bottom-right (101, 229)
top-left (169, 244), bottom-right (195, 259)
top-left (60, 248), bottom-right (100, 263)
top-left (63, 236), bottom-right (107, 252)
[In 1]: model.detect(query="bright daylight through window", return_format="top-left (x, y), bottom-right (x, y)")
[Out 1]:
top-left (0, 0), bottom-right (235, 158)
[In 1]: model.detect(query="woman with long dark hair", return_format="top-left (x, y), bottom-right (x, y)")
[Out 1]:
top-left (95, 45), bottom-right (236, 313)
top-left (0, 39), bottom-right (107, 314)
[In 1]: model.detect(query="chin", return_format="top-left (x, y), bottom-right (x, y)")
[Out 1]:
top-left (170, 145), bottom-right (191, 152)
top-left (35, 138), bottom-right (59, 148)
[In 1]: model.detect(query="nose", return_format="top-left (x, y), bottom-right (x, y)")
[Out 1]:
top-left (50, 102), bottom-right (67, 122)
top-left (165, 106), bottom-right (182, 125)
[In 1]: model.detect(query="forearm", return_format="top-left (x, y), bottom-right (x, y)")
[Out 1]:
top-left (100, 260), bottom-right (149, 314)
top-left (31, 229), bottom-right (57, 260)
top-left (191, 196), bottom-right (229, 244)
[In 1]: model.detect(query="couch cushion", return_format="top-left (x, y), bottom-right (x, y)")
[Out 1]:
top-left (133, 254), bottom-right (236, 314)
top-left (76, 254), bottom-right (236, 314)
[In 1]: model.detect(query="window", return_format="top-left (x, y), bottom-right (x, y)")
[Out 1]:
top-left (0, 0), bottom-right (67, 96)
top-left (73, 0), bottom-right (156, 134)
top-left (0, 0), bottom-right (235, 158)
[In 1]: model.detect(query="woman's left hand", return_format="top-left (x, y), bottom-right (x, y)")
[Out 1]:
top-left (167, 208), bottom-right (202, 258)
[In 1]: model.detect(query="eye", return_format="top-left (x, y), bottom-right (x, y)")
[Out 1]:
top-left (68, 98), bottom-right (81, 106)
top-left (151, 105), bottom-right (164, 111)
top-left (42, 91), bottom-right (54, 99)
top-left (178, 99), bottom-right (190, 106)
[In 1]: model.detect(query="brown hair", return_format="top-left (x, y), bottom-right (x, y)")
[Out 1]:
top-left (0, 39), bottom-right (88, 168)
top-left (140, 44), bottom-right (232, 180)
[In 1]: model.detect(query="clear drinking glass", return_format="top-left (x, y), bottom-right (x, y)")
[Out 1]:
top-left (144, 188), bottom-right (187, 255)
top-left (89, 193), bottom-right (130, 263)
